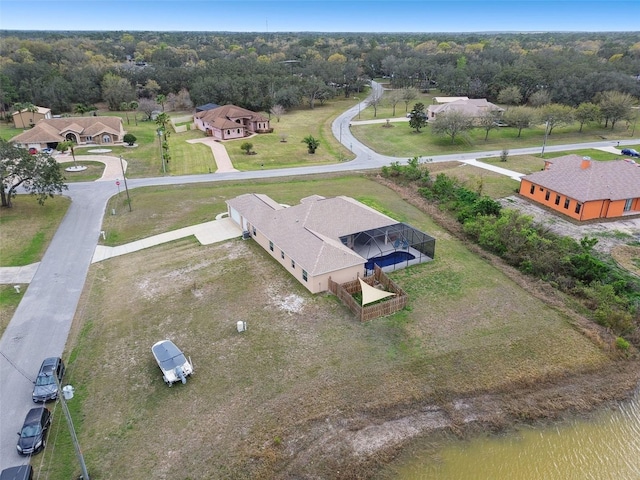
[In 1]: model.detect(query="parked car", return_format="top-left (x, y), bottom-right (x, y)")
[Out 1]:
top-left (152, 339), bottom-right (194, 385)
top-left (41, 147), bottom-right (54, 154)
top-left (0, 465), bottom-right (33, 480)
top-left (621, 148), bottom-right (640, 157)
top-left (32, 357), bottom-right (65, 402)
top-left (28, 148), bottom-right (37, 155)
top-left (16, 407), bottom-right (51, 456)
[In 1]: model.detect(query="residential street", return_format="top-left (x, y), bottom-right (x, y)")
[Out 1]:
top-left (1, 81), bottom-right (639, 469)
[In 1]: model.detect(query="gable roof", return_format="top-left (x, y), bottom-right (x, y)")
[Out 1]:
top-left (227, 194), bottom-right (398, 276)
top-left (12, 106), bottom-right (51, 117)
top-left (10, 116), bottom-right (124, 144)
top-left (522, 155), bottom-right (640, 202)
top-left (195, 104), bottom-right (267, 124)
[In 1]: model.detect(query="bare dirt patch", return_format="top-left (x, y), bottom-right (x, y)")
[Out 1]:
top-left (500, 195), bottom-right (640, 254)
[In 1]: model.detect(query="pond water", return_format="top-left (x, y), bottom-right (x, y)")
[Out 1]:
top-left (381, 390), bottom-right (640, 480)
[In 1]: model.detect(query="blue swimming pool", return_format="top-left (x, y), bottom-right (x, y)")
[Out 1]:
top-left (365, 251), bottom-right (415, 270)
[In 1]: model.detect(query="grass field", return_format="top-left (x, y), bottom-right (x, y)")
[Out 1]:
top-left (36, 175), bottom-right (612, 479)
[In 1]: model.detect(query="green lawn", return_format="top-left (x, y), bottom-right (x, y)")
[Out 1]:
top-left (352, 119), bottom-right (632, 159)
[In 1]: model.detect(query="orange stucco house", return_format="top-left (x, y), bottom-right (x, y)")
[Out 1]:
top-left (519, 155), bottom-right (640, 221)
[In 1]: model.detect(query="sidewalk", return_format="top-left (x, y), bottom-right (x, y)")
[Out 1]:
top-left (92, 216), bottom-right (242, 263)
top-left (459, 159), bottom-right (526, 181)
top-left (0, 217), bottom-right (242, 284)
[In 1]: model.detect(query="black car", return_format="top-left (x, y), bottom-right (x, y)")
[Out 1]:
top-left (0, 465), bottom-right (33, 480)
top-left (32, 357), bottom-right (65, 402)
top-left (16, 407), bottom-right (51, 456)
top-left (621, 148), bottom-right (640, 157)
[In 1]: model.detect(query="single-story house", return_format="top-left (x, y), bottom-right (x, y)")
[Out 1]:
top-left (226, 194), bottom-right (435, 293)
top-left (519, 155), bottom-right (640, 221)
top-left (10, 117), bottom-right (125, 151)
top-left (194, 104), bottom-right (271, 140)
top-left (427, 98), bottom-right (503, 122)
top-left (12, 106), bottom-right (52, 129)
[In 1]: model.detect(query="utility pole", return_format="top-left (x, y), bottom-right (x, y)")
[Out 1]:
top-left (54, 375), bottom-right (90, 480)
top-left (541, 120), bottom-right (550, 158)
top-left (120, 156), bottom-right (132, 212)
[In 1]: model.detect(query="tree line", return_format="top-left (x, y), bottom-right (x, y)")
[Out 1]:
top-left (1, 31), bottom-right (639, 118)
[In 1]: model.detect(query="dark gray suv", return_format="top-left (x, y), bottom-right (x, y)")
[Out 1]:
top-left (32, 357), bottom-right (65, 402)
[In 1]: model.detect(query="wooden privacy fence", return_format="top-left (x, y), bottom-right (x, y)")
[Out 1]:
top-left (328, 266), bottom-right (408, 322)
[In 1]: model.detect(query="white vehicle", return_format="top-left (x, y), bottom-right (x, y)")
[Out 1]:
top-left (151, 340), bottom-right (194, 386)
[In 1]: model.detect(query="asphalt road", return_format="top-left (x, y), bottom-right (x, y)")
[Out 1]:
top-left (1, 81), bottom-right (639, 469)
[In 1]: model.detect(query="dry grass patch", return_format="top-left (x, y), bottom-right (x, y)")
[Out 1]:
top-left (611, 244), bottom-right (640, 277)
top-left (49, 184), bottom-right (612, 479)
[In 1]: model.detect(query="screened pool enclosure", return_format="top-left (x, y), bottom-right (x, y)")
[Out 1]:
top-left (340, 223), bottom-right (435, 275)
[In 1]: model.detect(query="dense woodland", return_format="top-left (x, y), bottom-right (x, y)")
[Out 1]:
top-left (1, 31), bottom-right (639, 117)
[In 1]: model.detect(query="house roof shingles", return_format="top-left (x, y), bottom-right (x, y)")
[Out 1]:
top-left (10, 116), bottom-right (124, 144)
top-left (227, 194), bottom-right (398, 276)
top-left (195, 104), bottom-right (267, 124)
top-left (428, 98), bottom-right (503, 116)
top-left (522, 154), bottom-right (640, 202)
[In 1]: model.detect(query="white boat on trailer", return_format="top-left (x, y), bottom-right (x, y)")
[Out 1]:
top-left (151, 339), bottom-right (194, 386)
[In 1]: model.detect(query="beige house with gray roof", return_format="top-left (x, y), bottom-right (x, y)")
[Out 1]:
top-left (12, 106), bottom-right (52, 129)
top-left (226, 194), bottom-right (435, 293)
top-left (10, 116), bottom-right (125, 151)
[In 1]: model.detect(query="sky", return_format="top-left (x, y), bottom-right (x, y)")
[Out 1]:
top-left (1, 0), bottom-right (639, 33)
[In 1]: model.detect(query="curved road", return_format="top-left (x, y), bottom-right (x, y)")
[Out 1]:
top-left (1, 82), bottom-right (639, 469)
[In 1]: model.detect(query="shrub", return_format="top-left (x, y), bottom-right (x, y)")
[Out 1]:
top-left (615, 336), bottom-right (630, 351)
top-left (240, 142), bottom-right (254, 155)
top-left (123, 133), bottom-right (137, 146)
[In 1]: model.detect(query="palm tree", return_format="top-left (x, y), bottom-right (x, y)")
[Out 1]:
top-left (74, 103), bottom-right (89, 116)
top-left (120, 102), bottom-right (131, 125)
top-left (12, 102), bottom-right (26, 128)
top-left (156, 94), bottom-right (166, 112)
top-left (58, 140), bottom-right (78, 167)
top-left (25, 103), bottom-right (37, 127)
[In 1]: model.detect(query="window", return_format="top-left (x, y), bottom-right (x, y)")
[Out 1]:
top-left (269, 241), bottom-right (274, 252)
top-left (529, 184), bottom-right (535, 194)
top-left (564, 198), bottom-right (570, 209)
top-left (237, 129), bottom-right (240, 134)
top-left (539, 187), bottom-right (543, 191)
top-left (281, 250), bottom-right (285, 259)
top-left (555, 194), bottom-right (560, 205)
top-left (291, 260), bottom-right (295, 269)
top-left (624, 198), bottom-right (633, 212)
top-left (545, 191), bottom-right (550, 201)
top-left (302, 269), bottom-right (308, 282)
top-left (575, 203), bottom-right (582, 214)
top-left (227, 130), bottom-right (230, 135)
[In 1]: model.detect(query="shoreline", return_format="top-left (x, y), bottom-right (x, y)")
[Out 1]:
top-left (278, 359), bottom-right (640, 478)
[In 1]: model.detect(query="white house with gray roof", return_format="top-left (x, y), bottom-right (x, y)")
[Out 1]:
top-left (226, 194), bottom-right (435, 293)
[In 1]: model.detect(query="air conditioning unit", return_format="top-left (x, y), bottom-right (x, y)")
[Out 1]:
top-left (242, 230), bottom-right (251, 240)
